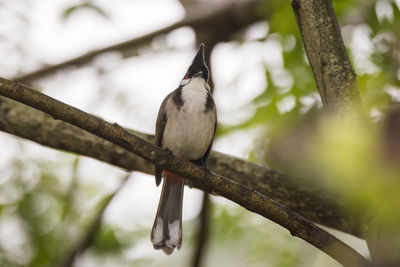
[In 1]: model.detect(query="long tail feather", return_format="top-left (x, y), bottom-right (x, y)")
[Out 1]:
top-left (151, 171), bottom-right (184, 255)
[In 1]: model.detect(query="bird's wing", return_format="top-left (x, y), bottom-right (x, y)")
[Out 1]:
top-left (202, 93), bottom-right (217, 163)
top-left (154, 90), bottom-right (176, 186)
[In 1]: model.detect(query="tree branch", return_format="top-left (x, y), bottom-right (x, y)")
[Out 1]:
top-left (0, 77), bottom-right (371, 266)
top-left (291, 1), bottom-right (383, 264)
top-left (0, 95), bottom-right (361, 237)
top-left (291, 0), bottom-right (362, 115)
top-left (13, 0), bottom-right (262, 83)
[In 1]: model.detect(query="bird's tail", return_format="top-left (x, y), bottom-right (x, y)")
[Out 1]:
top-left (151, 171), bottom-right (184, 255)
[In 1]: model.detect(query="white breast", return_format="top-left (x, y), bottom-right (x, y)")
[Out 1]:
top-left (181, 77), bottom-right (208, 112)
top-left (162, 77), bottom-right (216, 160)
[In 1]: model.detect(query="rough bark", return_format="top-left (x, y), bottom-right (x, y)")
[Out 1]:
top-left (0, 77), bottom-right (371, 267)
top-left (291, 0), bottom-right (362, 116)
top-left (0, 95), bottom-right (361, 237)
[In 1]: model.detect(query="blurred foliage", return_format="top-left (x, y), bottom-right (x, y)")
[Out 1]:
top-left (222, 0), bottom-right (400, 144)
top-left (0, 152), bottom-right (141, 266)
top-left (1, 152), bottom-right (343, 267)
top-left (223, 0), bottom-right (400, 264)
top-left (1, 0), bottom-right (400, 266)
top-left (255, 0), bottom-right (400, 251)
top-left (91, 225), bottom-right (123, 254)
top-left (200, 202), bottom-right (341, 267)
top-left (265, 109), bottom-right (400, 262)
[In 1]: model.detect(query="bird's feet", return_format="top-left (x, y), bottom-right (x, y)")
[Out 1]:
top-left (185, 159), bottom-right (211, 188)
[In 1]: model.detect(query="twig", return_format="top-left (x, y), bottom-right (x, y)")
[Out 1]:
top-left (13, 0), bottom-right (261, 83)
top-left (0, 77), bottom-right (371, 266)
top-left (60, 173), bottom-right (131, 267)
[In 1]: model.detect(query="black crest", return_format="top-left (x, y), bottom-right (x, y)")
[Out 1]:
top-left (184, 43), bottom-right (209, 81)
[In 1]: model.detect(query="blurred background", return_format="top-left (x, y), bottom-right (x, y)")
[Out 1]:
top-left (0, 0), bottom-right (399, 266)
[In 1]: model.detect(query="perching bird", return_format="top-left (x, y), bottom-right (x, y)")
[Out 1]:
top-left (151, 44), bottom-right (217, 254)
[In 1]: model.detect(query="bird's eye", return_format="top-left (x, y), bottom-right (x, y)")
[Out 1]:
top-left (184, 72), bottom-right (190, 79)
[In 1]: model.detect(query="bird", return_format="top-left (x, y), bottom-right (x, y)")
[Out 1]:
top-left (151, 43), bottom-right (217, 255)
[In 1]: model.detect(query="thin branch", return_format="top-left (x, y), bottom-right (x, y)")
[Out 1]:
top-left (291, 0), bottom-right (362, 115)
top-left (61, 173), bottom-right (131, 267)
top-left (13, 0), bottom-right (261, 83)
top-left (191, 193), bottom-right (211, 267)
top-left (0, 78), bottom-right (371, 267)
top-left (0, 96), bottom-right (361, 237)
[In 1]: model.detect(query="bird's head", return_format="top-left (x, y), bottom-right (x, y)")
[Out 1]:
top-left (181, 43), bottom-right (209, 84)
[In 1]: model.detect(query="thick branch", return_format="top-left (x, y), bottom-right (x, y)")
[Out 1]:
top-left (13, 0), bottom-right (261, 83)
top-left (0, 95), bottom-right (361, 237)
top-left (291, 0), bottom-right (361, 115)
top-left (0, 78), bottom-right (371, 267)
